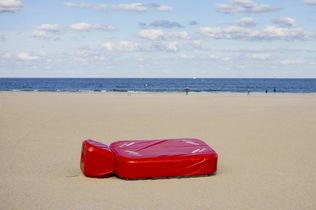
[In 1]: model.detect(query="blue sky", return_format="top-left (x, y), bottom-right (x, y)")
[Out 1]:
top-left (0, 0), bottom-right (316, 78)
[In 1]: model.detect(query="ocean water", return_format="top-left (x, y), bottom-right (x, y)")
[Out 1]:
top-left (0, 78), bottom-right (316, 93)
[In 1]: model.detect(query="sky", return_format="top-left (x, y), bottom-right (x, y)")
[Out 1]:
top-left (0, 0), bottom-right (316, 78)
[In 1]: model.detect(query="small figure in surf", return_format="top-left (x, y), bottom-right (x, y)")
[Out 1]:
top-left (185, 87), bottom-right (190, 95)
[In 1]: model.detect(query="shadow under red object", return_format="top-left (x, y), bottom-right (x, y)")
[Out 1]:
top-left (80, 138), bottom-right (218, 179)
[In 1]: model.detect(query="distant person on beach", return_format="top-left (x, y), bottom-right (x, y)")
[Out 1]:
top-left (273, 88), bottom-right (276, 93)
top-left (185, 87), bottom-right (190, 95)
top-left (247, 89), bottom-right (250, 95)
top-left (265, 90), bottom-right (268, 94)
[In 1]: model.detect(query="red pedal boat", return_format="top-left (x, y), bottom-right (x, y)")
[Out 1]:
top-left (80, 138), bottom-right (218, 179)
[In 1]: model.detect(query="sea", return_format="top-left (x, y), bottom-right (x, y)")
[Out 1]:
top-left (0, 78), bottom-right (316, 93)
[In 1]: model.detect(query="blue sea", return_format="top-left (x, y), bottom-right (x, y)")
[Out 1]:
top-left (0, 78), bottom-right (316, 93)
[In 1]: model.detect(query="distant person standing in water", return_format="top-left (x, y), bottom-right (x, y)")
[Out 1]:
top-left (247, 89), bottom-right (250, 95)
top-left (185, 87), bottom-right (190, 95)
top-left (273, 88), bottom-right (276, 93)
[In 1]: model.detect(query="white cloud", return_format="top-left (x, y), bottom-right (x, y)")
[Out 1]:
top-left (179, 53), bottom-right (192, 59)
top-left (118, 3), bottom-right (147, 12)
top-left (32, 30), bottom-right (48, 38)
top-left (33, 22), bottom-right (113, 38)
top-left (222, 57), bottom-right (232, 62)
top-left (173, 31), bottom-right (189, 39)
top-left (64, 2), bottom-right (109, 10)
top-left (166, 42), bottom-right (178, 51)
top-left (2, 52), bottom-right (12, 59)
top-left (155, 4), bottom-right (173, 11)
top-left (0, 0), bottom-right (22, 12)
top-left (251, 53), bottom-right (271, 60)
top-left (206, 54), bottom-right (233, 62)
top-left (70, 22), bottom-right (92, 31)
top-left (216, 0), bottom-right (278, 13)
top-left (200, 26), bottom-right (254, 39)
top-left (32, 24), bottom-right (61, 38)
top-left (263, 25), bottom-right (309, 39)
top-left (94, 56), bottom-right (106, 61)
top-left (280, 59), bottom-right (305, 65)
top-left (200, 25), bottom-right (312, 40)
top-left (209, 54), bottom-right (220, 60)
top-left (63, 2), bottom-right (172, 12)
top-left (118, 3), bottom-right (173, 12)
top-left (102, 41), bottom-right (139, 52)
top-left (75, 49), bottom-right (104, 61)
top-left (138, 29), bottom-right (190, 40)
top-left (94, 4), bottom-right (108, 10)
top-left (63, 2), bottom-right (90, 8)
top-left (101, 39), bottom-right (183, 53)
top-left (139, 29), bottom-right (164, 40)
top-left (191, 40), bottom-right (202, 49)
top-left (17, 52), bottom-right (39, 61)
top-left (237, 17), bottom-right (256, 27)
top-left (37, 24), bottom-right (60, 32)
top-left (69, 23), bottom-right (114, 31)
top-left (94, 24), bottom-right (114, 30)
top-left (273, 17), bottom-right (295, 27)
top-left (304, 0), bottom-right (316, 5)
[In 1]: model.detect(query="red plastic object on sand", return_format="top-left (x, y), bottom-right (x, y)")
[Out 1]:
top-left (80, 138), bottom-right (218, 179)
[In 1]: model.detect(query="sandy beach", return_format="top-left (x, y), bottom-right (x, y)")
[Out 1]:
top-left (1, 92), bottom-right (316, 210)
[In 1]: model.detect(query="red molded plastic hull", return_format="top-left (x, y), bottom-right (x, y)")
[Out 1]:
top-left (80, 139), bottom-right (114, 177)
top-left (110, 138), bottom-right (217, 179)
top-left (80, 138), bottom-right (218, 179)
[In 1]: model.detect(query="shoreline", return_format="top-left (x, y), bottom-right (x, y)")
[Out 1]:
top-left (1, 90), bottom-right (316, 95)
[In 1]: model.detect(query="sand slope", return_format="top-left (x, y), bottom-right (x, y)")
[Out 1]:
top-left (1, 92), bottom-right (316, 209)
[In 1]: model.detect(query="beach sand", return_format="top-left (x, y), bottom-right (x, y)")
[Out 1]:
top-left (1, 92), bottom-right (316, 209)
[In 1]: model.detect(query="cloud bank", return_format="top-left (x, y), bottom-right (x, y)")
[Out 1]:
top-left (216, 0), bottom-right (279, 13)
top-left (141, 20), bottom-right (183, 28)
top-left (304, 0), bottom-right (316, 5)
top-left (64, 2), bottom-right (90, 8)
top-left (139, 29), bottom-right (164, 40)
top-left (118, 3), bottom-right (147, 12)
top-left (0, 0), bottom-right (22, 12)
top-left (273, 17), bottom-right (296, 27)
top-left (32, 24), bottom-right (61, 38)
top-left (200, 25), bottom-right (312, 40)
top-left (63, 2), bottom-right (173, 12)
top-left (17, 52), bottom-right (39, 61)
top-left (236, 17), bottom-right (256, 27)
top-left (102, 41), bottom-right (139, 52)
top-left (32, 22), bottom-right (113, 38)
